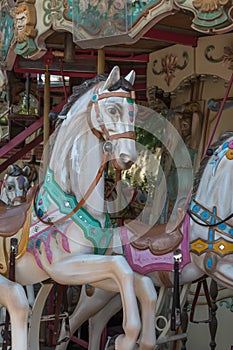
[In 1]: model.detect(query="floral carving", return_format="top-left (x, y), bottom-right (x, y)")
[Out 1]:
top-left (152, 52), bottom-right (189, 86)
top-left (223, 46), bottom-right (233, 70)
top-left (193, 0), bottom-right (229, 12)
top-left (162, 54), bottom-right (178, 86)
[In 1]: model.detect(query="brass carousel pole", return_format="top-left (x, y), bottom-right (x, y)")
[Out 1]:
top-left (43, 65), bottom-right (50, 176)
top-left (97, 49), bottom-right (105, 74)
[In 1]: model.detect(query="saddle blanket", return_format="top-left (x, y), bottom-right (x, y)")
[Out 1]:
top-left (120, 216), bottom-right (191, 274)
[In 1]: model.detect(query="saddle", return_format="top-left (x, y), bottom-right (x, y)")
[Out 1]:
top-left (0, 185), bottom-right (38, 277)
top-left (125, 219), bottom-right (183, 256)
top-left (0, 185), bottom-right (38, 237)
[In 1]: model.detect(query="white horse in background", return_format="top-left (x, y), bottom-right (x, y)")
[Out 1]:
top-left (0, 162), bottom-right (39, 313)
top-left (0, 162), bottom-right (40, 348)
top-left (0, 164), bottom-right (34, 205)
top-left (0, 66), bottom-right (157, 350)
top-left (0, 164), bottom-right (35, 349)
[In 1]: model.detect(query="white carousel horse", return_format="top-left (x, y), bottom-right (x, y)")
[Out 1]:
top-left (0, 66), bottom-right (157, 350)
top-left (55, 130), bottom-right (233, 350)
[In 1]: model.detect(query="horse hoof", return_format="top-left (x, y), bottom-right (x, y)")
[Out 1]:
top-left (105, 335), bottom-right (118, 349)
top-left (106, 334), bottom-right (139, 350)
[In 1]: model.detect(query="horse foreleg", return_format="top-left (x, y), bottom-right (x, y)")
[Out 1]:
top-left (0, 278), bottom-right (29, 350)
top-left (37, 244), bottom-right (141, 350)
top-left (134, 274), bottom-right (157, 350)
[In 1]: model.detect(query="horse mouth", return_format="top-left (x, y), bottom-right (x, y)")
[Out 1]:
top-left (114, 158), bottom-right (135, 170)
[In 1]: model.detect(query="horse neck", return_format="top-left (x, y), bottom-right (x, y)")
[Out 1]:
top-left (47, 93), bottom-right (106, 224)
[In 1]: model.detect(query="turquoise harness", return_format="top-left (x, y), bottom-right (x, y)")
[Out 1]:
top-left (36, 167), bottom-right (113, 254)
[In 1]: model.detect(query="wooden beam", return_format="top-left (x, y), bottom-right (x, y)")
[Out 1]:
top-left (143, 28), bottom-right (198, 47)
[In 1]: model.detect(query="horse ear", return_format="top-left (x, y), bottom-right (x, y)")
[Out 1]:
top-left (101, 66), bottom-right (120, 91)
top-left (22, 165), bottom-right (31, 177)
top-left (6, 165), bottom-right (14, 175)
top-left (125, 70), bottom-right (136, 85)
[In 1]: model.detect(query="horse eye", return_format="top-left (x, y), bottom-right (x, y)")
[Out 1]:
top-left (108, 107), bottom-right (117, 115)
top-left (106, 106), bottom-right (120, 122)
top-left (7, 185), bottom-right (14, 191)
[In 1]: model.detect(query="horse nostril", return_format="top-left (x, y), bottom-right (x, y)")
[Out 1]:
top-left (119, 154), bottom-right (131, 164)
top-left (118, 154), bottom-right (135, 169)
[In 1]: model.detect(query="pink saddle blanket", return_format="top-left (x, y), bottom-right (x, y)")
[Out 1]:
top-left (120, 215), bottom-right (191, 274)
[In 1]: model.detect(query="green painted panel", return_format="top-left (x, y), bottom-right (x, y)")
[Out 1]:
top-left (0, 8), bottom-right (14, 59)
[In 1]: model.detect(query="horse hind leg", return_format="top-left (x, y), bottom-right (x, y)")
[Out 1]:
top-left (88, 293), bottom-right (122, 350)
top-left (37, 241), bottom-right (141, 350)
top-left (55, 287), bottom-right (117, 350)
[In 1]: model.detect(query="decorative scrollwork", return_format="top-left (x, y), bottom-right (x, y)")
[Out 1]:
top-left (219, 297), bottom-right (233, 312)
top-left (193, 0), bottom-right (229, 12)
top-left (43, 0), bottom-right (63, 26)
top-left (205, 45), bottom-right (223, 63)
top-left (43, 0), bottom-right (53, 26)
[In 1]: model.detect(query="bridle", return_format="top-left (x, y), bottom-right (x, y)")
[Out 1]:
top-left (88, 84), bottom-right (136, 153)
top-left (34, 83), bottom-right (136, 226)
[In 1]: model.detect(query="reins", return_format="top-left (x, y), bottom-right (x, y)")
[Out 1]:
top-left (187, 209), bottom-right (233, 227)
top-left (190, 276), bottom-right (212, 324)
top-left (104, 169), bottom-right (122, 200)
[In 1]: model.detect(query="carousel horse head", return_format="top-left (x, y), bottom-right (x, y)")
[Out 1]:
top-left (89, 68), bottom-right (137, 170)
top-left (0, 164), bottom-right (32, 205)
top-left (49, 66), bottom-right (138, 209)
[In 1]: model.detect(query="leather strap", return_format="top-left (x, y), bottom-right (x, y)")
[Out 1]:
top-left (105, 170), bottom-right (121, 200)
top-left (190, 277), bottom-right (212, 323)
top-left (158, 271), bottom-right (172, 287)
